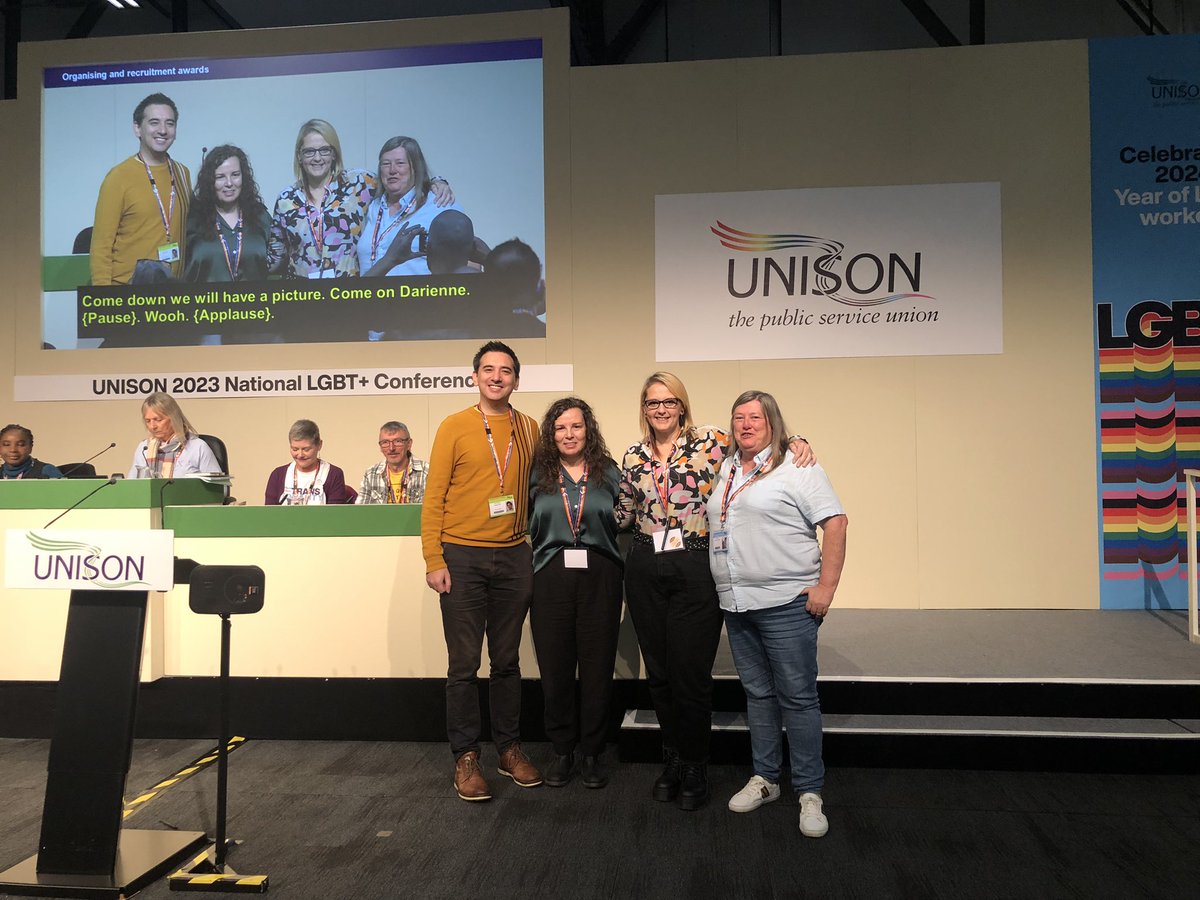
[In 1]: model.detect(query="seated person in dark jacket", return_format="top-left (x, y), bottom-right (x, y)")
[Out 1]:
top-left (0, 425), bottom-right (64, 479)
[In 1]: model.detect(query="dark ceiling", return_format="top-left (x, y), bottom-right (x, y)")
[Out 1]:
top-left (2, 0), bottom-right (1195, 99)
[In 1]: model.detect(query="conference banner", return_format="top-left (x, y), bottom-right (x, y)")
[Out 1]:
top-left (13, 364), bottom-right (573, 402)
top-left (1090, 35), bottom-right (1200, 610)
top-left (654, 182), bottom-right (1003, 362)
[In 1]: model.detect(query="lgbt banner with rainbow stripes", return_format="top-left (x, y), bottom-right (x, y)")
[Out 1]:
top-left (1091, 35), bottom-right (1200, 609)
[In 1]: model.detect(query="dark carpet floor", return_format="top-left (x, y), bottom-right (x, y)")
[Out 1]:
top-left (1, 738), bottom-right (1198, 899)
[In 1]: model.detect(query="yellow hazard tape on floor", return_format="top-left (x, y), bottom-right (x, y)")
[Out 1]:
top-left (122, 736), bottom-right (248, 820)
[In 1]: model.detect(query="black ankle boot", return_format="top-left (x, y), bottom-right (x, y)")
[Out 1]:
top-left (678, 763), bottom-right (708, 811)
top-left (581, 755), bottom-right (608, 789)
top-left (544, 752), bottom-right (574, 787)
top-left (652, 748), bottom-right (681, 802)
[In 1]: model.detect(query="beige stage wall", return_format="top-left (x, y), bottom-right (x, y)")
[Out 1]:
top-left (0, 10), bottom-right (1099, 679)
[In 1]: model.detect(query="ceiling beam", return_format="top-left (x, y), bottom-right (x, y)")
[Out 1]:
top-left (899, 0), bottom-right (961, 46)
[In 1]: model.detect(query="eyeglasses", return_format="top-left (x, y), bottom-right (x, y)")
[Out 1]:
top-left (379, 438), bottom-right (411, 448)
top-left (300, 147), bottom-right (335, 160)
top-left (643, 398), bottom-right (681, 411)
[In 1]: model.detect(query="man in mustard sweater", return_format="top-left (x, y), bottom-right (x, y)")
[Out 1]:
top-left (422, 340), bottom-right (543, 801)
top-left (90, 93), bottom-right (192, 285)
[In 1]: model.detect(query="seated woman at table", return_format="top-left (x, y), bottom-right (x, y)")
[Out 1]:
top-left (128, 392), bottom-right (220, 478)
top-left (184, 144), bottom-right (279, 282)
top-left (1, 424), bottom-right (64, 479)
top-left (264, 419), bottom-right (351, 505)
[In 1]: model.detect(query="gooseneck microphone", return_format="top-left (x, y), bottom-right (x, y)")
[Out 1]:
top-left (43, 476), bottom-right (118, 529)
top-left (58, 442), bottom-right (117, 478)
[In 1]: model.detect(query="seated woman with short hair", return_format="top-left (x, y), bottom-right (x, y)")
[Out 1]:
top-left (265, 419), bottom-right (351, 505)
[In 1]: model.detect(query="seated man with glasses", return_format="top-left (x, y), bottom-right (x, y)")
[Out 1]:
top-left (357, 420), bottom-right (427, 504)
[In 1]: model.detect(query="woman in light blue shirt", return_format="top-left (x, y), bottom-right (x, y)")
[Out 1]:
top-left (357, 136), bottom-right (461, 277)
top-left (706, 389), bottom-right (847, 839)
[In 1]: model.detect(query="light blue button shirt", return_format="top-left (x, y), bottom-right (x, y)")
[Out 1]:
top-left (706, 450), bottom-right (844, 613)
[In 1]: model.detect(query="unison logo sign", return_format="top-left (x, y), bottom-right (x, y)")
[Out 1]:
top-left (711, 221), bottom-right (933, 308)
top-left (25, 532), bottom-right (149, 589)
top-left (4, 528), bottom-right (175, 591)
top-left (655, 183), bottom-right (1002, 362)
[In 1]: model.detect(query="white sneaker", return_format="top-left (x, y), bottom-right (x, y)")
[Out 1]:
top-left (727, 775), bottom-right (781, 813)
top-left (798, 792), bottom-right (828, 837)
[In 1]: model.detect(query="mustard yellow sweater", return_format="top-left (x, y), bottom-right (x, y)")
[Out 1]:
top-left (90, 155), bottom-right (192, 285)
top-left (422, 404), bottom-right (539, 572)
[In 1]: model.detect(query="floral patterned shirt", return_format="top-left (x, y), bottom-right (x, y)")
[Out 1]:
top-left (272, 168), bottom-right (377, 278)
top-left (620, 425), bottom-right (732, 539)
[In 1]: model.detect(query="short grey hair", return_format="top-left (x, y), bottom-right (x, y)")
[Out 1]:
top-left (379, 421), bottom-right (409, 436)
top-left (289, 419), bottom-right (321, 443)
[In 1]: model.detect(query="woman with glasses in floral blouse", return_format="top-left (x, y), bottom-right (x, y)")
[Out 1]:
top-left (271, 119), bottom-right (454, 279)
top-left (620, 372), bottom-right (812, 811)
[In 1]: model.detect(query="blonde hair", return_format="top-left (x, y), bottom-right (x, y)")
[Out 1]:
top-left (140, 391), bottom-right (196, 442)
top-left (639, 371), bottom-right (695, 444)
top-left (293, 118), bottom-right (344, 182)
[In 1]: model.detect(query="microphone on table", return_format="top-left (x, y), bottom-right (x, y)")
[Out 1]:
top-left (43, 476), bottom-right (118, 528)
top-left (58, 442), bottom-right (117, 478)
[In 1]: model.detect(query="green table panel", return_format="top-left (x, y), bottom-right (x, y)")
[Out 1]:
top-left (164, 503), bottom-right (423, 537)
top-left (43, 255), bottom-right (90, 292)
top-left (0, 478), bottom-right (223, 510)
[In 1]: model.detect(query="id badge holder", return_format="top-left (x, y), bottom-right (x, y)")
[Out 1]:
top-left (711, 530), bottom-right (729, 553)
top-left (488, 494), bottom-right (516, 517)
top-left (563, 548), bottom-right (588, 569)
top-left (157, 241), bottom-right (180, 262)
top-left (652, 526), bottom-right (685, 553)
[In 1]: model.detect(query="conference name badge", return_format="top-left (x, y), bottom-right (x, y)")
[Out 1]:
top-left (711, 530), bottom-right (728, 553)
top-left (157, 241), bottom-right (180, 262)
top-left (563, 548), bottom-right (588, 569)
top-left (488, 494), bottom-right (516, 518)
top-left (652, 526), bottom-right (685, 553)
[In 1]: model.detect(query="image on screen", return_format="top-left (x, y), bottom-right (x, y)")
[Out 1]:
top-left (40, 38), bottom-right (546, 350)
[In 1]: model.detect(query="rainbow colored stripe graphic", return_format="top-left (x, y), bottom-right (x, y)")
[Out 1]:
top-left (1097, 343), bottom-right (1200, 581)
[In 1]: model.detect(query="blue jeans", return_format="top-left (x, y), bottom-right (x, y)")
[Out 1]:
top-left (724, 596), bottom-right (824, 793)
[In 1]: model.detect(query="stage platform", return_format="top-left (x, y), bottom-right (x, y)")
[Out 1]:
top-left (623, 609), bottom-right (1200, 771)
top-left (0, 609), bottom-right (1196, 771)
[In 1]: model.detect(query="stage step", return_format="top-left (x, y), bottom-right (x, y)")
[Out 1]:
top-left (617, 707), bottom-right (1200, 773)
top-left (622, 709), bottom-right (1200, 740)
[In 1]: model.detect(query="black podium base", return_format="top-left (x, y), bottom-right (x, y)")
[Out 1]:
top-left (0, 828), bottom-right (207, 899)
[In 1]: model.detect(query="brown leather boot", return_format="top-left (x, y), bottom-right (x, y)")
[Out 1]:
top-left (454, 751), bottom-right (491, 801)
top-left (497, 741), bottom-right (543, 787)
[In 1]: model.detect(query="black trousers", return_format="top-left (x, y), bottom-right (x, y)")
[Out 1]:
top-left (623, 543), bottom-right (723, 764)
top-left (439, 542), bottom-right (533, 757)
top-left (530, 548), bottom-right (624, 756)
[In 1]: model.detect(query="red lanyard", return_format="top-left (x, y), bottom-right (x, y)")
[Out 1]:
top-left (369, 194), bottom-right (417, 262)
top-left (719, 454), bottom-right (772, 525)
top-left (650, 443), bottom-right (678, 525)
top-left (217, 212), bottom-right (242, 279)
top-left (386, 463), bottom-right (411, 504)
top-left (306, 201), bottom-right (325, 253)
top-left (138, 154), bottom-right (176, 242)
top-left (559, 464), bottom-right (589, 542)
top-left (479, 406), bottom-right (515, 492)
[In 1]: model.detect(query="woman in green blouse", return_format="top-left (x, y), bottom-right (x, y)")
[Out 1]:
top-left (528, 397), bottom-right (628, 789)
top-left (185, 144), bottom-right (278, 282)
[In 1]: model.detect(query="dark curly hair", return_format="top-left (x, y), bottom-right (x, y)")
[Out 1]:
top-left (532, 397), bottom-right (615, 497)
top-left (192, 144), bottom-right (267, 226)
